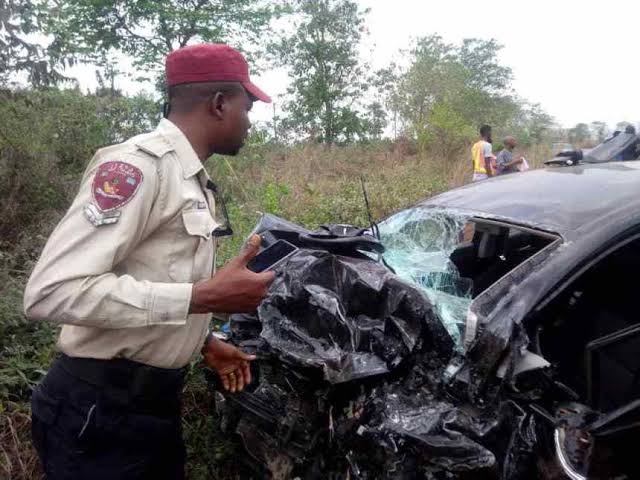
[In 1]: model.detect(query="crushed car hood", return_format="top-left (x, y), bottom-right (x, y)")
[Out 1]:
top-left (211, 214), bottom-right (568, 478)
top-left (257, 249), bottom-right (453, 384)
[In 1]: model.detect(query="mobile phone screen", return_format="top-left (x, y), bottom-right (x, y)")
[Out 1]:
top-left (247, 240), bottom-right (297, 273)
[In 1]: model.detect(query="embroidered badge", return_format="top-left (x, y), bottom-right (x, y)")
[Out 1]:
top-left (92, 161), bottom-right (143, 212)
top-left (83, 161), bottom-right (143, 227)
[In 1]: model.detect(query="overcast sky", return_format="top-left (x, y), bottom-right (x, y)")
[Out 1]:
top-left (359, 0), bottom-right (640, 129)
top-left (70, 0), bottom-right (640, 129)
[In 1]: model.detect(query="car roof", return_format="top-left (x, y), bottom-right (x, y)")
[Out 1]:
top-left (420, 161), bottom-right (640, 238)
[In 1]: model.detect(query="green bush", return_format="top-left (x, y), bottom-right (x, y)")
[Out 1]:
top-left (0, 89), bottom-right (158, 244)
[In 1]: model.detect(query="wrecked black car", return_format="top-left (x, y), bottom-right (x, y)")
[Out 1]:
top-left (548, 127), bottom-right (640, 165)
top-left (211, 160), bottom-right (640, 479)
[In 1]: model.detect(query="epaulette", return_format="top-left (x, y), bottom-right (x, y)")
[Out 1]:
top-left (134, 134), bottom-right (174, 158)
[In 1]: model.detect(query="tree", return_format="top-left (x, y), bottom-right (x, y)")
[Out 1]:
top-left (274, 0), bottom-right (378, 144)
top-left (393, 36), bottom-right (519, 132)
top-left (391, 35), bottom-right (531, 157)
top-left (590, 121), bottom-right (609, 143)
top-left (363, 101), bottom-right (387, 140)
top-left (504, 101), bottom-right (555, 146)
top-left (387, 35), bottom-right (554, 157)
top-left (424, 100), bottom-right (477, 159)
top-left (568, 123), bottom-right (591, 145)
top-left (393, 35), bottom-right (458, 131)
top-left (457, 38), bottom-right (513, 93)
top-left (372, 65), bottom-right (402, 138)
top-left (46, 0), bottom-right (288, 81)
top-left (0, 0), bottom-right (69, 87)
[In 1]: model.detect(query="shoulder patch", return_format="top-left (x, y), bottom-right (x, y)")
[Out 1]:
top-left (92, 161), bottom-right (143, 212)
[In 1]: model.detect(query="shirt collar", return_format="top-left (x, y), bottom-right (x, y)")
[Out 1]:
top-left (156, 118), bottom-right (206, 179)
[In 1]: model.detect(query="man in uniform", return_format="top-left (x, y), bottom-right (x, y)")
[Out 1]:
top-left (24, 43), bottom-right (275, 479)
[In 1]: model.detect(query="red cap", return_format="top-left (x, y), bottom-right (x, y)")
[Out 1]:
top-left (165, 43), bottom-right (271, 103)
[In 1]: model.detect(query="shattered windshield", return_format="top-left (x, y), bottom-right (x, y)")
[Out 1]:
top-left (378, 207), bottom-right (557, 351)
top-left (378, 208), bottom-right (472, 349)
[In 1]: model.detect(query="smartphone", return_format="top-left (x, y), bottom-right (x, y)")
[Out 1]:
top-left (247, 239), bottom-right (298, 273)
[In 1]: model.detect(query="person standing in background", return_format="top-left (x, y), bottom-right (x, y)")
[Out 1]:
top-left (495, 136), bottom-right (525, 175)
top-left (471, 125), bottom-right (495, 181)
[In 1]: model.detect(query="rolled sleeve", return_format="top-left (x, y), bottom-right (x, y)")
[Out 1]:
top-left (149, 282), bottom-right (193, 326)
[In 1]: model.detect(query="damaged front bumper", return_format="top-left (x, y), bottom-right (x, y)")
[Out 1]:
top-left (209, 214), bottom-right (637, 479)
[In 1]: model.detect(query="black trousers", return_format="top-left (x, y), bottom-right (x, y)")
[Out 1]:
top-left (31, 357), bottom-right (186, 480)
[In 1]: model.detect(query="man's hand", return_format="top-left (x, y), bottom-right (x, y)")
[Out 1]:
top-left (506, 156), bottom-right (525, 168)
top-left (202, 335), bottom-right (255, 392)
top-left (189, 234), bottom-right (275, 314)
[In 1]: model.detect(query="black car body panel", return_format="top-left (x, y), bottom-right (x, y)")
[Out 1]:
top-left (423, 161), bottom-right (640, 239)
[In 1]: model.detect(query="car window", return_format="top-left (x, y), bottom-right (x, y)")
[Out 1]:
top-left (379, 208), bottom-right (556, 349)
top-left (379, 209), bottom-right (472, 348)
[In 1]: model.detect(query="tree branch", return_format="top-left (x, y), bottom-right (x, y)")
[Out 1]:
top-left (114, 11), bottom-right (162, 56)
top-left (180, 0), bottom-right (208, 47)
top-left (158, 16), bottom-right (174, 52)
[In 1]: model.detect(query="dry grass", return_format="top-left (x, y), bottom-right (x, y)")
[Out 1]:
top-left (213, 140), bottom-right (552, 225)
top-left (214, 143), bottom-right (458, 222)
top-left (0, 403), bottom-right (42, 480)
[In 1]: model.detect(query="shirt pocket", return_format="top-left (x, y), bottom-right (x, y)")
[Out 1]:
top-left (168, 209), bottom-right (218, 282)
top-left (181, 209), bottom-right (216, 239)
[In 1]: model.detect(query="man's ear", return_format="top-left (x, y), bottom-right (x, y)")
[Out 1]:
top-left (209, 92), bottom-right (225, 120)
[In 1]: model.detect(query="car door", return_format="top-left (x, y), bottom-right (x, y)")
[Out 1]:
top-left (530, 231), bottom-right (640, 479)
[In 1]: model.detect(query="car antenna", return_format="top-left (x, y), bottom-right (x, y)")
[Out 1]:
top-left (360, 176), bottom-right (380, 239)
top-left (360, 177), bottom-right (394, 272)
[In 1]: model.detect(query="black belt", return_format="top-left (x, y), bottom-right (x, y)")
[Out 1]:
top-left (56, 354), bottom-right (187, 414)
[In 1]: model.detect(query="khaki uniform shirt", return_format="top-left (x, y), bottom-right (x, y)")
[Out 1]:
top-left (24, 119), bottom-right (219, 369)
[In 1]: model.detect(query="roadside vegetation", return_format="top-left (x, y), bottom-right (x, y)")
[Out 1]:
top-left (0, 0), bottom-right (611, 478)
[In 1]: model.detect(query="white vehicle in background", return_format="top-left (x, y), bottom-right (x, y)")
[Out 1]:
top-left (551, 142), bottom-right (575, 155)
